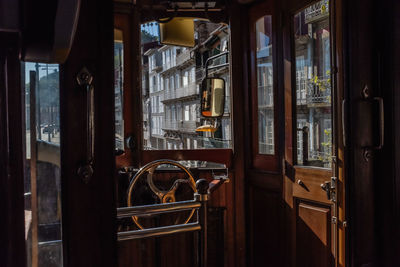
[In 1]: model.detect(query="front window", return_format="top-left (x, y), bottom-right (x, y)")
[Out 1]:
top-left (141, 20), bottom-right (232, 150)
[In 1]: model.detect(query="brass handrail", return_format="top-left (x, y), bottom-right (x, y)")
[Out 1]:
top-left (117, 200), bottom-right (201, 219)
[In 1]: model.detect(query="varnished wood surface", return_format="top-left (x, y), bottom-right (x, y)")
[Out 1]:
top-left (296, 202), bottom-right (333, 267)
top-left (115, 13), bottom-right (135, 168)
top-left (292, 167), bottom-right (332, 205)
top-left (60, 0), bottom-right (117, 266)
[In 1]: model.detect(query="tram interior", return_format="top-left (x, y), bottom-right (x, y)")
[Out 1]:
top-left (0, 0), bottom-right (399, 267)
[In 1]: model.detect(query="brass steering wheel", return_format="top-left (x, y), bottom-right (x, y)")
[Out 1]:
top-left (127, 159), bottom-right (197, 229)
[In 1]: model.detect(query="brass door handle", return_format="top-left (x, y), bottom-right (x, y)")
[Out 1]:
top-left (321, 181), bottom-right (331, 200)
top-left (76, 67), bottom-right (95, 184)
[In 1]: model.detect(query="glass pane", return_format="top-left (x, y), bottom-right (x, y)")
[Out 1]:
top-left (294, 0), bottom-right (332, 168)
top-left (141, 20), bottom-right (232, 150)
top-left (114, 29), bottom-right (124, 152)
top-left (255, 16), bottom-right (274, 155)
top-left (23, 63), bottom-right (63, 267)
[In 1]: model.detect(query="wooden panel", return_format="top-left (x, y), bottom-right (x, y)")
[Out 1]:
top-left (60, 0), bottom-right (117, 266)
top-left (248, 187), bottom-right (282, 267)
top-left (292, 167), bottom-right (331, 204)
top-left (296, 201), bottom-right (333, 267)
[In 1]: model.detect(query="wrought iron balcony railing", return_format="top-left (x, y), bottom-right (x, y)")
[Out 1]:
top-left (164, 83), bottom-right (198, 101)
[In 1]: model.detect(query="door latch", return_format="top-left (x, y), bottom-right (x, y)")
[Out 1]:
top-left (321, 177), bottom-right (336, 202)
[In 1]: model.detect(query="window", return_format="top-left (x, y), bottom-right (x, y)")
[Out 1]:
top-left (114, 29), bottom-right (124, 151)
top-left (141, 20), bottom-right (232, 150)
top-left (183, 71), bottom-right (188, 87)
top-left (184, 105), bottom-right (190, 121)
top-left (294, 0), bottom-right (332, 168)
top-left (255, 15), bottom-right (274, 155)
top-left (23, 63), bottom-right (63, 267)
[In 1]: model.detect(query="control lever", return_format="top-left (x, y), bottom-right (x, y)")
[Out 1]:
top-left (209, 175), bottom-right (229, 194)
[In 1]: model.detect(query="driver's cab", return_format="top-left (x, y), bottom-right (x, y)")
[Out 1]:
top-left (114, 13), bottom-right (234, 266)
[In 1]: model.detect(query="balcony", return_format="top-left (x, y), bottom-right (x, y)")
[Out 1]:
top-left (257, 85), bottom-right (274, 108)
top-left (306, 78), bottom-right (331, 105)
top-left (295, 77), bottom-right (331, 106)
top-left (163, 83), bottom-right (198, 102)
top-left (176, 49), bottom-right (193, 67)
top-left (196, 68), bottom-right (205, 83)
top-left (304, 0), bottom-right (329, 23)
top-left (150, 64), bottom-right (162, 73)
top-left (164, 120), bottom-right (198, 133)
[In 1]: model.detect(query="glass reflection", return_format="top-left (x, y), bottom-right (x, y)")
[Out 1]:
top-left (256, 15), bottom-right (274, 155)
top-left (114, 29), bottom-right (124, 152)
top-left (294, 0), bottom-right (332, 168)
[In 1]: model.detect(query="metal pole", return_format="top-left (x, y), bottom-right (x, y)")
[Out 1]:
top-left (302, 126), bottom-right (309, 165)
top-left (195, 179), bottom-right (209, 267)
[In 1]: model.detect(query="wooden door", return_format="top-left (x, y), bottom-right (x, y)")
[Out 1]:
top-left (283, 0), bottom-right (342, 266)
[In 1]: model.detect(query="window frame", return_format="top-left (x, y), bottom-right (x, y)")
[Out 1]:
top-left (115, 14), bottom-right (234, 168)
top-left (291, 0), bottom-right (334, 169)
top-left (249, 1), bottom-right (280, 172)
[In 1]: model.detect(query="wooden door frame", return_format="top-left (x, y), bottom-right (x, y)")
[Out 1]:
top-left (113, 3), bottom-right (248, 267)
top-left (0, 32), bottom-right (27, 267)
top-left (282, 0), bottom-right (346, 266)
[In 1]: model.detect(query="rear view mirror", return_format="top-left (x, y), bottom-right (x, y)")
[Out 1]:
top-left (200, 78), bottom-right (225, 118)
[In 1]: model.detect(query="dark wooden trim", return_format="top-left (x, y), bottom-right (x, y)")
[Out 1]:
top-left (142, 149), bottom-right (233, 168)
top-left (0, 33), bottom-right (27, 267)
top-left (60, 0), bottom-right (117, 266)
top-left (247, 171), bottom-right (282, 192)
top-left (115, 13), bottom-right (135, 168)
top-left (229, 2), bottom-right (249, 267)
top-left (344, 0), bottom-right (377, 265)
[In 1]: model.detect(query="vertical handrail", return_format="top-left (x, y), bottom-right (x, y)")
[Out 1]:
top-left (195, 179), bottom-right (209, 267)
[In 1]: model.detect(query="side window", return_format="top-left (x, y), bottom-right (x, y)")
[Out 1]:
top-left (294, 0), bottom-right (332, 168)
top-left (114, 29), bottom-right (124, 152)
top-left (255, 15), bottom-right (274, 155)
top-left (141, 20), bottom-right (232, 150)
top-left (23, 63), bottom-right (63, 267)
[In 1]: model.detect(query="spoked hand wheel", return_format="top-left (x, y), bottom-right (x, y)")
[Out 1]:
top-left (126, 159), bottom-right (197, 229)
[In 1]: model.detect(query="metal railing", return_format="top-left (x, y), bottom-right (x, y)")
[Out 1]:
top-left (164, 120), bottom-right (198, 132)
top-left (305, 0), bottom-right (329, 23)
top-left (164, 83), bottom-right (198, 101)
top-left (306, 79), bottom-right (331, 104)
top-left (176, 49), bottom-right (193, 66)
top-left (257, 85), bottom-right (273, 107)
top-left (117, 179), bottom-right (210, 267)
top-left (258, 142), bottom-right (274, 155)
